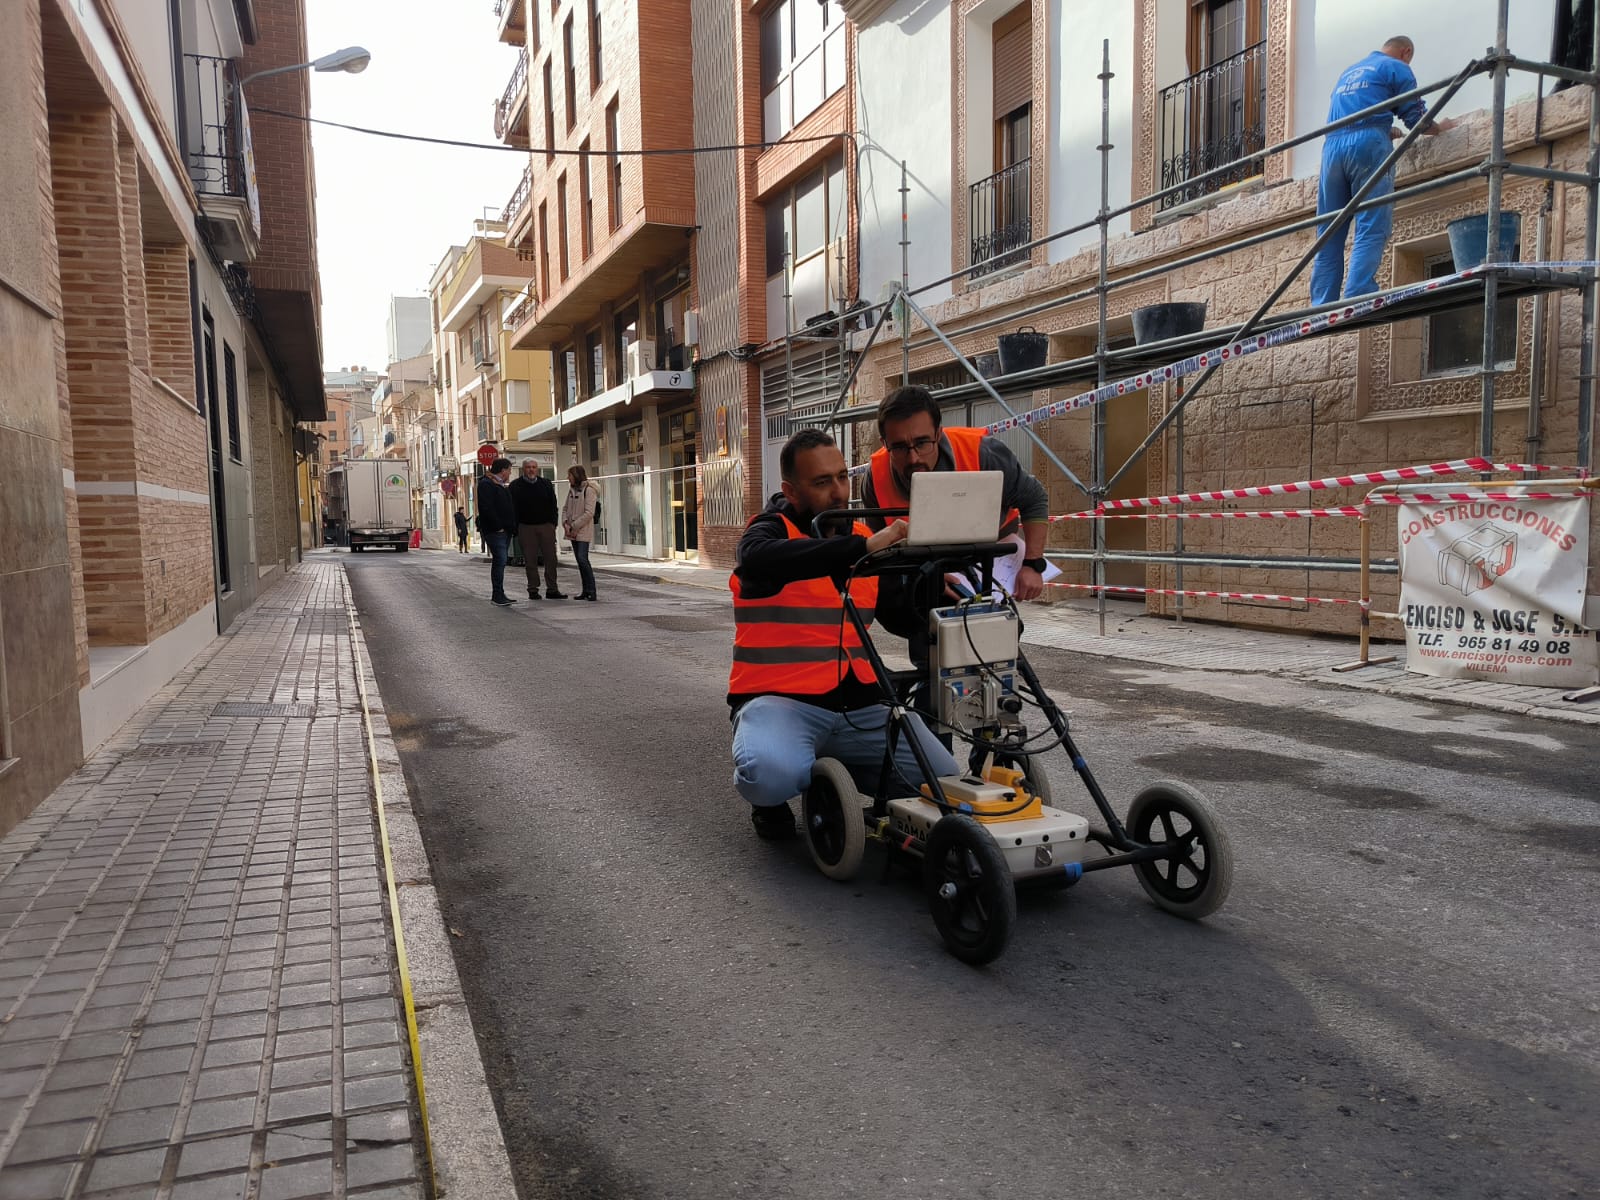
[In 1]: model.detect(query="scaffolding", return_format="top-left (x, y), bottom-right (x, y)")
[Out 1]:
top-left (792, 0), bottom-right (1599, 636)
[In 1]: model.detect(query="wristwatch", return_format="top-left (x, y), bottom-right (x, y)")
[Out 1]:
top-left (1021, 557), bottom-right (1048, 572)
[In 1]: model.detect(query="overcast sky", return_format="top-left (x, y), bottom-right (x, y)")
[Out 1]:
top-left (306, 0), bottom-right (527, 372)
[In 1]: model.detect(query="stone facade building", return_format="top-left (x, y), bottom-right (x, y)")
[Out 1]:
top-left (841, 0), bottom-right (1597, 638)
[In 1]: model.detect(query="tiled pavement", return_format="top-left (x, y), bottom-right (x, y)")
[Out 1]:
top-left (0, 565), bottom-right (425, 1199)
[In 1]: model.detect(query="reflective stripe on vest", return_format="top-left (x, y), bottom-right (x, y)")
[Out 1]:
top-left (869, 426), bottom-right (1020, 533)
top-left (728, 515), bottom-right (879, 695)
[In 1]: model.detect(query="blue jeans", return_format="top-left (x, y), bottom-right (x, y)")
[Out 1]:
top-left (1310, 128), bottom-right (1395, 306)
top-left (571, 540), bottom-right (596, 597)
top-left (485, 531), bottom-right (510, 600)
top-left (731, 696), bottom-right (959, 808)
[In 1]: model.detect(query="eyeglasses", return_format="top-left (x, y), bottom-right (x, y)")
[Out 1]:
top-left (886, 436), bottom-right (938, 459)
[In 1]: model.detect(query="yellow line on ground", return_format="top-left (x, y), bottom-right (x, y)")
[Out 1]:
top-left (345, 595), bottom-right (437, 1193)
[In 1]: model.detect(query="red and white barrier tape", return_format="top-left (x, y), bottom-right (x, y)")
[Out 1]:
top-left (1364, 490), bottom-right (1593, 504)
top-left (1052, 506), bottom-right (1365, 520)
top-left (1099, 458), bottom-right (1570, 511)
top-left (1044, 581), bottom-right (1367, 607)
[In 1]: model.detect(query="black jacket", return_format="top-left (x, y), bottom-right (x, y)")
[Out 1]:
top-left (509, 475), bottom-right (558, 525)
top-left (475, 475), bottom-right (518, 535)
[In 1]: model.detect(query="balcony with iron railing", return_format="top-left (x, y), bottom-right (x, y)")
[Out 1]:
top-left (1157, 40), bottom-right (1267, 212)
top-left (493, 0), bottom-right (525, 45)
top-left (184, 53), bottom-right (261, 261)
top-left (502, 162), bottom-right (533, 229)
top-left (969, 158), bottom-right (1032, 278)
top-left (494, 49), bottom-right (531, 146)
top-left (503, 292), bottom-right (534, 331)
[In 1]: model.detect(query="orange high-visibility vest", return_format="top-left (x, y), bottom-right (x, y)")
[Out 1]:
top-left (869, 426), bottom-right (1020, 532)
top-left (728, 514), bottom-right (880, 696)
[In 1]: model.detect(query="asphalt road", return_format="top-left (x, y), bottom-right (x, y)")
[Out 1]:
top-left (346, 547), bottom-right (1600, 1200)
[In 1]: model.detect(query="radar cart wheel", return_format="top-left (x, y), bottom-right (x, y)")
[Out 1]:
top-left (924, 814), bottom-right (1016, 965)
top-left (1126, 781), bottom-right (1233, 919)
top-left (802, 758), bottom-right (867, 882)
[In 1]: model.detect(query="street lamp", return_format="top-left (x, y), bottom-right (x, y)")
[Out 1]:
top-left (240, 46), bottom-right (371, 87)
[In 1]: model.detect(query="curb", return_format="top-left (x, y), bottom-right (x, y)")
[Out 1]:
top-left (345, 569), bottom-right (519, 1200)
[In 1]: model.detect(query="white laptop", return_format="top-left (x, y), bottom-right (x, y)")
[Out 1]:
top-left (905, 470), bottom-right (1005, 545)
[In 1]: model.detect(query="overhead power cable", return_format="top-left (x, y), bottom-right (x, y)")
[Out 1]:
top-left (253, 107), bottom-right (848, 157)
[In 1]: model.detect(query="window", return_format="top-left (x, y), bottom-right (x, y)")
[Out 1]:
top-left (761, 0), bottom-right (846, 140)
top-left (529, 0), bottom-right (540, 52)
top-left (585, 328), bottom-right (604, 395)
top-left (223, 343), bottom-right (242, 461)
top-left (763, 156), bottom-right (848, 340)
top-left (606, 99), bottom-right (623, 230)
top-left (537, 201), bottom-right (550, 298)
top-left (579, 138), bottom-right (594, 258)
top-left (614, 304), bottom-right (638, 374)
top-left (557, 172), bottom-right (570, 281)
top-left (563, 16), bottom-right (577, 130)
top-left (588, 0), bottom-right (604, 90)
top-left (542, 60), bottom-right (555, 162)
top-left (561, 346), bottom-right (578, 408)
top-left (655, 277), bottom-right (690, 370)
top-left (1159, 0), bottom-right (1267, 209)
top-left (1425, 254), bottom-right (1518, 376)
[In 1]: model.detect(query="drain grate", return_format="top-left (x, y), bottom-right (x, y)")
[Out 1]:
top-left (128, 741), bottom-right (225, 759)
top-left (211, 701), bottom-right (318, 718)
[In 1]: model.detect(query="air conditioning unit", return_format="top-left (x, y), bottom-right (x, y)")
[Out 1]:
top-left (684, 310), bottom-right (699, 348)
top-left (625, 339), bottom-right (656, 378)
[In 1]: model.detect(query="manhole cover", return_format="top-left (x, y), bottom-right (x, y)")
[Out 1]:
top-left (127, 741), bottom-right (225, 759)
top-left (211, 702), bottom-right (318, 718)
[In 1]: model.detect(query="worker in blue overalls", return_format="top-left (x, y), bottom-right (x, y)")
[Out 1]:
top-left (1310, 36), bottom-right (1457, 307)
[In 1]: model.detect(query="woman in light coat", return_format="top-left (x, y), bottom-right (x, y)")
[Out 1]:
top-left (562, 465), bottom-right (600, 601)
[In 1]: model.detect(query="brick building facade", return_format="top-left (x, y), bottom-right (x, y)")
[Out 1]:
top-left (0, 0), bottom-right (326, 835)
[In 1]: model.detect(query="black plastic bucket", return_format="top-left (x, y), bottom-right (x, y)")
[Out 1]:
top-left (1132, 302), bottom-right (1208, 345)
top-left (997, 326), bottom-right (1049, 374)
top-left (1446, 212), bottom-right (1523, 271)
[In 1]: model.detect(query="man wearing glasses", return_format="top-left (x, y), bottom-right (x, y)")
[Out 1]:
top-left (862, 385), bottom-right (1051, 600)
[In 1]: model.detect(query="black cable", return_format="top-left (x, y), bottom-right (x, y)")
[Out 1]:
top-left (253, 107), bottom-right (848, 158)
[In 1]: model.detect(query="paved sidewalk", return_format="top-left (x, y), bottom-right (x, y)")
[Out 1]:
top-left (0, 562), bottom-right (512, 1199)
top-left (559, 546), bottom-right (1600, 725)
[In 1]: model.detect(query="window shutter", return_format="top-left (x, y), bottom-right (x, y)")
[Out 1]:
top-left (991, 3), bottom-right (1032, 121)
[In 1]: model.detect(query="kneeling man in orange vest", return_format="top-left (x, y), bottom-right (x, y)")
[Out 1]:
top-left (729, 428), bottom-right (960, 840)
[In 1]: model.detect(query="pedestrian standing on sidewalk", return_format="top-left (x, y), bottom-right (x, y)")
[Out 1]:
top-left (510, 460), bottom-right (567, 600)
top-left (1310, 35), bottom-right (1456, 305)
top-left (475, 458), bottom-right (519, 606)
top-left (454, 508), bottom-right (469, 554)
top-left (562, 465), bottom-right (600, 601)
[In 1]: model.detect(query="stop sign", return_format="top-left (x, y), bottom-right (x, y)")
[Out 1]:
top-left (476, 443), bottom-right (499, 467)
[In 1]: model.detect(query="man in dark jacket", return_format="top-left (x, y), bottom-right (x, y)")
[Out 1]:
top-left (509, 459), bottom-right (566, 599)
top-left (475, 458), bottom-right (519, 606)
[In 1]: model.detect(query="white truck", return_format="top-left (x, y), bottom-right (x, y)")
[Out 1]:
top-left (330, 459), bottom-right (414, 552)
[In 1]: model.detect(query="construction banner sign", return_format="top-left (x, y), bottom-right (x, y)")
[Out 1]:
top-left (1397, 492), bottom-right (1597, 687)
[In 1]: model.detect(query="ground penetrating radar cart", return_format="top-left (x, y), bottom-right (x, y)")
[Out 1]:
top-left (800, 509), bottom-right (1234, 965)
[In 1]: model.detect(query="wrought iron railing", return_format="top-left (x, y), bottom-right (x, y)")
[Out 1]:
top-left (504, 293), bottom-right (534, 330)
top-left (969, 158), bottom-right (1032, 277)
top-left (502, 163), bottom-right (533, 226)
top-left (494, 49), bottom-right (530, 141)
top-left (1158, 40), bottom-right (1267, 212)
top-left (493, 0), bottom-right (506, 16)
top-left (184, 54), bottom-right (245, 198)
